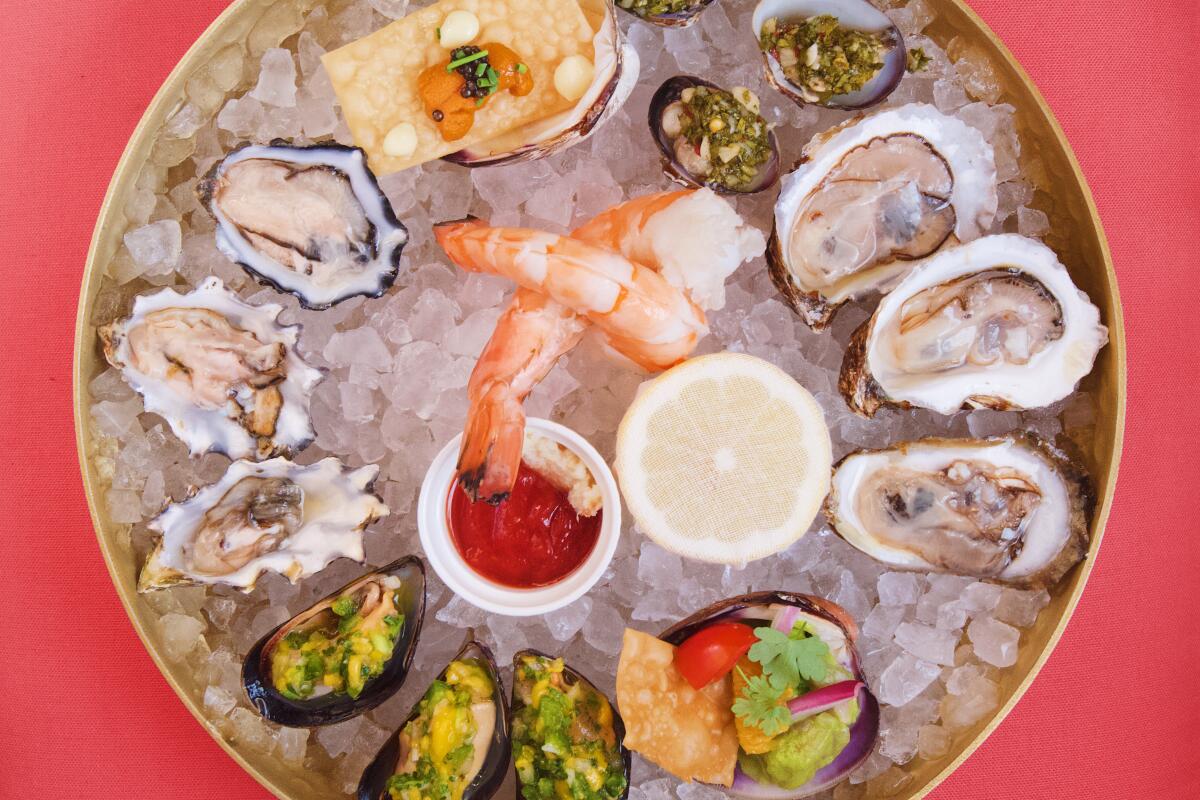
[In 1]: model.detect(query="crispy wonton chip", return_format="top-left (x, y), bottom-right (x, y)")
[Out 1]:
top-left (615, 628), bottom-right (739, 786)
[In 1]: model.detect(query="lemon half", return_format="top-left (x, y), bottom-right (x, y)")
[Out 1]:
top-left (615, 352), bottom-right (832, 564)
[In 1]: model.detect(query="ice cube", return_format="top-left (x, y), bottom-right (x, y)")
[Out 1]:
top-left (158, 613), bottom-right (206, 661)
top-left (250, 48), bottom-right (298, 107)
top-left (967, 616), bottom-right (1020, 667)
top-left (893, 622), bottom-right (959, 666)
top-left (877, 572), bottom-right (921, 606)
top-left (862, 605), bottom-right (906, 641)
top-left (545, 596), bottom-right (593, 642)
top-left (917, 724), bottom-right (951, 759)
top-left (323, 327), bottom-right (393, 370)
top-left (876, 652), bottom-right (942, 706)
top-left (124, 219), bottom-right (182, 272)
top-left (993, 587), bottom-right (1050, 628)
top-left (204, 685), bottom-right (237, 716)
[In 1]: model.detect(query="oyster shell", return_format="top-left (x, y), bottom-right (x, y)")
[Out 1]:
top-left (615, 0), bottom-right (718, 27)
top-left (827, 435), bottom-right (1093, 587)
top-left (511, 649), bottom-right (631, 800)
top-left (768, 104), bottom-right (997, 328)
top-left (359, 640), bottom-right (511, 800)
top-left (138, 457), bottom-right (388, 592)
top-left (752, 0), bottom-right (905, 110)
top-left (657, 592), bottom-right (879, 799)
top-left (242, 557), bottom-right (426, 727)
top-left (99, 277), bottom-right (322, 460)
top-left (199, 142), bottom-right (407, 309)
top-left (839, 234), bottom-right (1108, 416)
top-left (445, 0), bottom-right (639, 166)
top-left (648, 76), bottom-right (781, 195)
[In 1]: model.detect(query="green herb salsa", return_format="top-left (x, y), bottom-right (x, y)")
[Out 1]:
top-left (616, 0), bottom-right (697, 19)
top-left (759, 15), bottom-right (887, 102)
top-left (269, 578), bottom-right (404, 701)
top-left (387, 659), bottom-right (497, 800)
top-left (661, 85), bottom-right (772, 192)
top-left (513, 655), bottom-right (627, 800)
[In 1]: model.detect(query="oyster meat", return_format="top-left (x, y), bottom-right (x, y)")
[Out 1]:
top-left (768, 104), bottom-right (997, 328)
top-left (840, 234), bottom-right (1108, 416)
top-left (828, 435), bottom-right (1093, 587)
top-left (139, 457), bottom-right (388, 591)
top-left (199, 142), bottom-right (407, 308)
top-left (99, 277), bottom-right (322, 460)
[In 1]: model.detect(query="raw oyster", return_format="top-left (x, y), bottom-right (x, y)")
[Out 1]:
top-left (445, 0), bottom-right (639, 166)
top-left (199, 142), bottom-right (407, 308)
top-left (768, 104), bottom-right (997, 329)
top-left (839, 234), bottom-right (1108, 416)
top-left (138, 457), bottom-right (388, 592)
top-left (98, 277), bottom-right (322, 460)
top-left (648, 76), bottom-right (781, 194)
top-left (615, 0), bottom-right (718, 27)
top-left (827, 435), bottom-right (1093, 587)
top-left (359, 640), bottom-right (510, 800)
top-left (752, 0), bottom-right (905, 110)
top-left (243, 557), bottom-right (426, 727)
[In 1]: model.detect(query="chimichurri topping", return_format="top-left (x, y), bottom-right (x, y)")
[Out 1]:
top-left (513, 655), bottom-right (627, 800)
top-left (270, 579), bottom-right (404, 700)
top-left (759, 15), bottom-right (888, 103)
top-left (907, 47), bottom-right (931, 72)
top-left (387, 659), bottom-right (497, 800)
top-left (660, 85), bottom-right (772, 192)
top-left (616, 0), bottom-right (696, 19)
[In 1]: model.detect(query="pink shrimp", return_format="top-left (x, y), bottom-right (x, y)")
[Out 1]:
top-left (456, 288), bottom-right (587, 503)
top-left (433, 218), bottom-right (707, 372)
top-left (571, 189), bottom-right (694, 256)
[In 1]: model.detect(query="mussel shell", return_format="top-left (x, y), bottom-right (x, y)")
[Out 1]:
top-left (648, 76), bottom-right (781, 195)
top-left (751, 0), bottom-right (905, 111)
top-left (660, 591), bottom-right (879, 799)
top-left (359, 639), bottom-right (511, 800)
top-left (511, 649), bottom-right (632, 800)
top-left (242, 556), bottom-right (426, 727)
top-left (616, 0), bottom-right (719, 27)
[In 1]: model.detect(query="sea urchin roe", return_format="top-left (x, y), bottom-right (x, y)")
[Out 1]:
top-left (386, 659), bottom-right (496, 800)
top-left (616, 0), bottom-right (696, 19)
top-left (418, 43), bottom-right (534, 141)
top-left (513, 654), bottom-right (627, 800)
top-left (270, 579), bottom-right (404, 700)
top-left (759, 15), bottom-right (887, 102)
top-left (661, 85), bottom-right (771, 191)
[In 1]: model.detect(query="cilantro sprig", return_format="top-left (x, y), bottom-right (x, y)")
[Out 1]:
top-left (730, 622), bottom-right (832, 736)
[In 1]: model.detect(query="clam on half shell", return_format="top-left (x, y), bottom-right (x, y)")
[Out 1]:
top-left (99, 277), bottom-right (323, 461)
top-left (839, 234), bottom-right (1108, 417)
top-left (138, 457), bottom-right (388, 592)
top-left (445, 0), bottom-right (639, 167)
top-left (827, 435), bottom-right (1093, 587)
top-left (768, 103), bottom-right (998, 329)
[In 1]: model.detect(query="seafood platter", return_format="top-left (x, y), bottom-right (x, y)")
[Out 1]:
top-left (73, 0), bottom-right (1125, 798)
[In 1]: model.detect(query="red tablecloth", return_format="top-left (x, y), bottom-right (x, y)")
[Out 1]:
top-left (2, 1), bottom-right (1198, 798)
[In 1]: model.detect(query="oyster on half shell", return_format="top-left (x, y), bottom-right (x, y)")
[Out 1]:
top-left (199, 142), bottom-right (408, 309)
top-left (138, 457), bottom-right (388, 592)
top-left (839, 234), bottom-right (1108, 416)
top-left (99, 277), bottom-right (322, 460)
top-left (827, 435), bottom-right (1093, 587)
top-left (768, 104), bottom-right (997, 329)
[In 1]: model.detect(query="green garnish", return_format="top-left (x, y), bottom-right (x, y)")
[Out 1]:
top-left (447, 48), bottom-right (489, 71)
top-left (759, 15), bottom-right (887, 101)
top-left (331, 595), bottom-right (358, 617)
top-left (732, 669), bottom-right (793, 736)
top-left (907, 47), bottom-right (931, 72)
top-left (730, 622), bottom-right (833, 736)
top-left (516, 62), bottom-right (528, 73)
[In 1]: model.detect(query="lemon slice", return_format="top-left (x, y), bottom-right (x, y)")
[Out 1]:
top-left (615, 352), bottom-right (832, 564)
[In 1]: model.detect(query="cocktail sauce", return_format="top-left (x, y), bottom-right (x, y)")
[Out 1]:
top-left (448, 461), bottom-right (601, 588)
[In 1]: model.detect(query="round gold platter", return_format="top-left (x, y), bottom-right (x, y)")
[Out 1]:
top-left (73, 0), bottom-right (1126, 798)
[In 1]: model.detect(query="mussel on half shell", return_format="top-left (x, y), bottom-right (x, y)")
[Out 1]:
top-left (199, 141), bottom-right (408, 309)
top-left (647, 592), bottom-right (880, 799)
top-left (242, 557), bottom-right (427, 727)
top-left (359, 640), bottom-right (511, 800)
top-left (511, 649), bottom-right (631, 800)
top-left (648, 76), bottom-right (781, 195)
top-left (615, 0), bottom-right (719, 28)
top-left (751, 0), bottom-right (905, 110)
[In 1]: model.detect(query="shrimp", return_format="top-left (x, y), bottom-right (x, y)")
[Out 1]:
top-left (434, 218), bottom-right (707, 371)
top-left (457, 288), bottom-right (587, 503)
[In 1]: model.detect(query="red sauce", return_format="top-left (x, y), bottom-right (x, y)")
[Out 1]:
top-left (448, 461), bottom-right (602, 588)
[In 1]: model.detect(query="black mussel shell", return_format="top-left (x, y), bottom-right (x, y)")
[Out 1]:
top-left (359, 639), bottom-right (511, 800)
top-left (242, 556), bottom-right (426, 727)
top-left (511, 649), bottom-right (632, 800)
top-left (616, 0), bottom-right (719, 27)
top-left (648, 76), bottom-right (781, 195)
top-left (752, 0), bottom-right (905, 111)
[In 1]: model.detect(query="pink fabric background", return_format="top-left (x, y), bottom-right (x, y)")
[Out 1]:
top-left (2, 1), bottom-right (1198, 797)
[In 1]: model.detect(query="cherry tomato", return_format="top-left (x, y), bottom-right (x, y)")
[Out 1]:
top-left (673, 621), bottom-right (758, 690)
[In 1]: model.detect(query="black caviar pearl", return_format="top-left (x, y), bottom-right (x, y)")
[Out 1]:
top-left (432, 110), bottom-right (444, 122)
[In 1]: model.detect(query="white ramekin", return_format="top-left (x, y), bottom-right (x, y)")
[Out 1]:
top-left (417, 417), bottom-right (621, 617)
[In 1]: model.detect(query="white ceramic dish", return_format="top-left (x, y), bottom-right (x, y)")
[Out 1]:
top-left (417, 417), bottom-right (621, 616)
